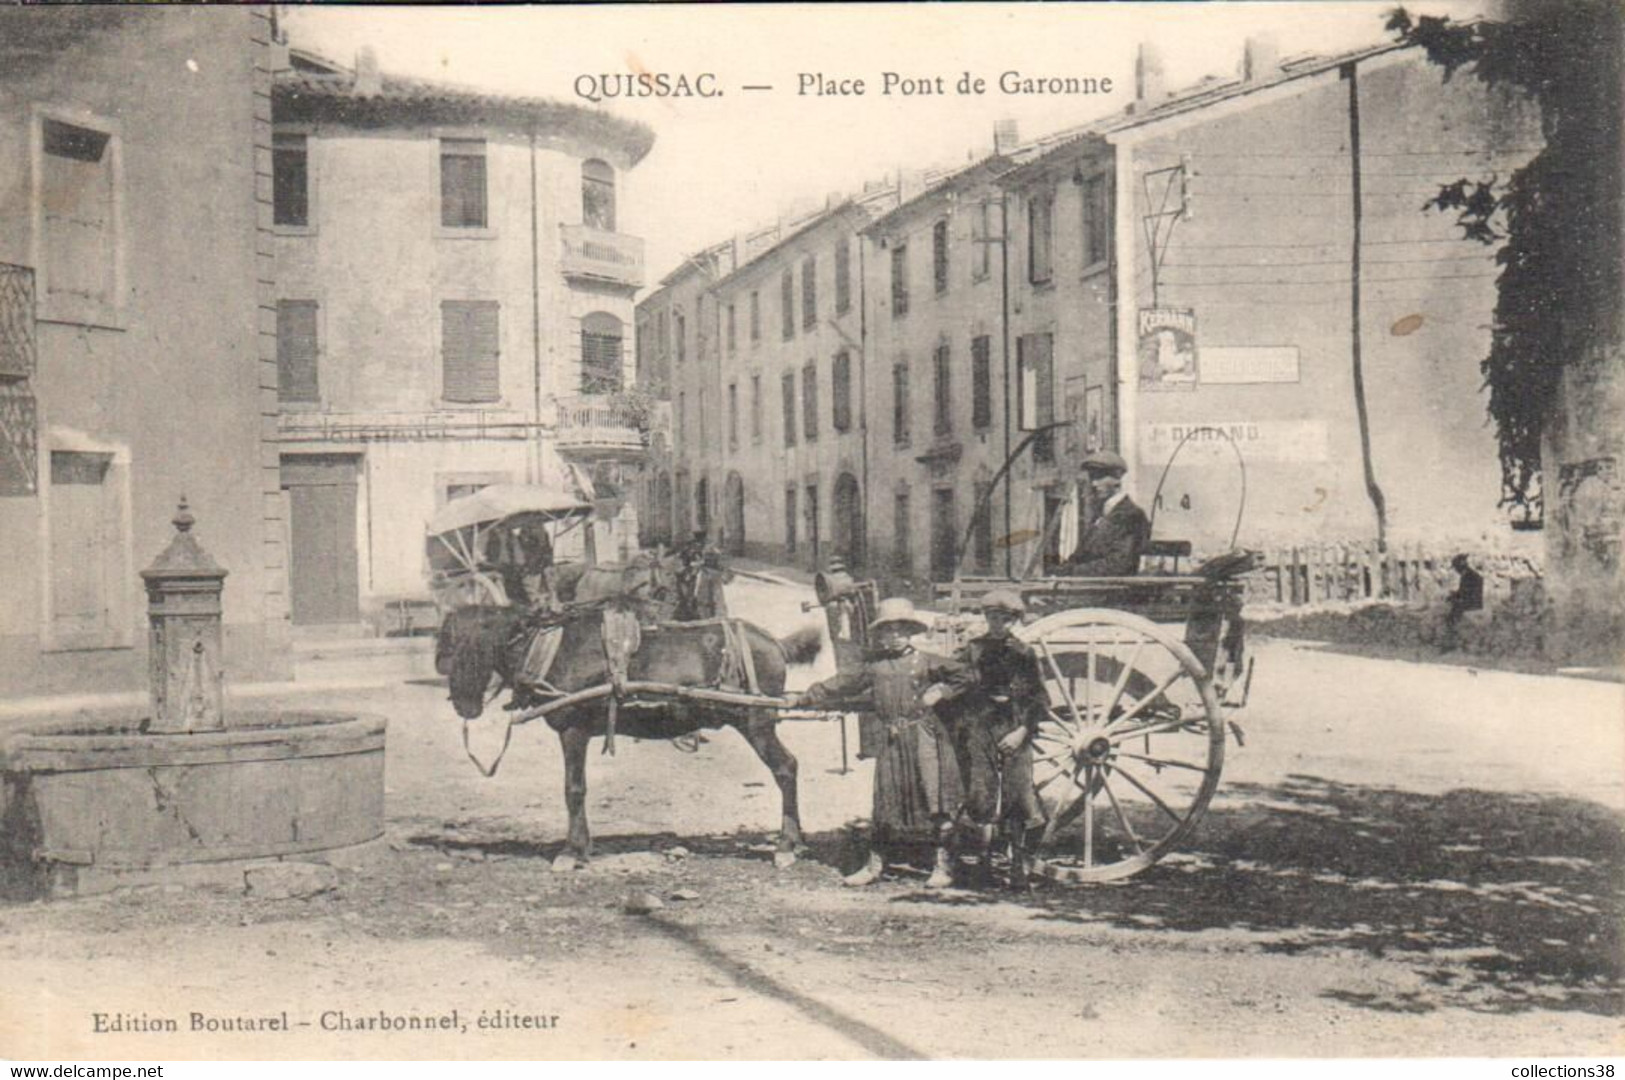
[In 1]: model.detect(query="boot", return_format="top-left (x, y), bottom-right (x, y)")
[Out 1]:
top-left (925, 845), bottom-right (955, 890)
top-left (1007, 828), bottom-right (1035, 892)
top-left (971, 825), bottom-right (998, 889)
top-left (842, 850), bottom-right (884, 887)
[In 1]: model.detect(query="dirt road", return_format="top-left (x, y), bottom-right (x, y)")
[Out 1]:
top-left (2, 576), bottom-right (1620, 1060)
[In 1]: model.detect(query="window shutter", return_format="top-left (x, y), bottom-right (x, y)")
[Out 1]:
top-left (972, 335), bottom-right (992, 429)
top-left (443, 300), bottom-right (500, 403)
top-left (803, 362), bottom-right (818, 440)
top-left (781, 372), bottom-right (797, 447)
top-left (277, 300), bottom-right (319, 403)
top-left (832, 351), bottom-right (851, 432)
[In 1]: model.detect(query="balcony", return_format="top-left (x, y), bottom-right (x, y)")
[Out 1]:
top-left (559, 224), bottom-right (644, 290)
top-left (553, 393), bottom-right (652, 463)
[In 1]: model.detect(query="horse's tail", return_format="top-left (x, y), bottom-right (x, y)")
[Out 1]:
top-left (778, 624), bottom-right (824, 667)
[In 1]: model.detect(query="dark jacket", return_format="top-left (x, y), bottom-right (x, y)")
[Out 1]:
top-left (1062, 496), bottom-right (1150, 577)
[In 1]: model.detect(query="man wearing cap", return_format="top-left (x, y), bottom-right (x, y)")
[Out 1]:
top-left (795, 597), bottom-right (964, 888)
top-left (1060, 449), bottom-right (1151, 577)
top-left (929, 589), bottom-right (1048, 888)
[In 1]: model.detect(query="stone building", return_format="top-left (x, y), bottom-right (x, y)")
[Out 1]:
top-left (1084, 40), bottom-right (1543, 557)
top-left (860, 158), bottom-right (1027, 582)
top-left (271, 47), bottom-right (653, 625)
top-left (0, 7), bottom-right (291, 694)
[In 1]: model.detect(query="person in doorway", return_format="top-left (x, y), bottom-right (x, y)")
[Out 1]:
top-left (795, 597), bottom-right (964, 888)
top-left (1060, 450), bottom-right (1151, 577)
top-left (929, 589), bottom-right (1048, 889)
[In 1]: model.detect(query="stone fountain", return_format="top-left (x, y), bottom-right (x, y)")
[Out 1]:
top-left (1, 500), bottom-right (387, 899)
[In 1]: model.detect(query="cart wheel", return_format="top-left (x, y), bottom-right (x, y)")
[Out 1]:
top-left (1015, 608), bottom-right (1224, 883)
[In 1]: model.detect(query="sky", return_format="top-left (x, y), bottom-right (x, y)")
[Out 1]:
top-left (282, 2), bottom-right (1486, 286)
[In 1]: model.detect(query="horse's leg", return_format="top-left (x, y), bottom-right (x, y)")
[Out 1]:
top-left (553, 719), bottom-right (593, 872)
top-left (738, 710), bottom-right (802, 869)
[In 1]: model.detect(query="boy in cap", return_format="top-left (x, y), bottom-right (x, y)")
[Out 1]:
top-left (929, 589), bottom-right (1048, 888)
top-left (796, 597), bottom-right (964, 888)
top-left (1061, 450), bottom-right (1151, 577)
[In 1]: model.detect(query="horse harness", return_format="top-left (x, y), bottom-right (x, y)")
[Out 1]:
top-left (460, 608), bottom-right (766, 777)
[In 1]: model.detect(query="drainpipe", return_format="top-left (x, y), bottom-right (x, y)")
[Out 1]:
top-left (857, 228), bottom-right (870, 572)
top-left (1000, 191), bottom-right (1013, 578)
top-left (1113, 138), bottom-right (1138, 503)
top-left (529, 128), bottom-right (544, 486)
top-left (1344, 60), bottom-right (1389, 557)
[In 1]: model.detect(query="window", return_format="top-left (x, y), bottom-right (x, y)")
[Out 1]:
top-left (784, 485), bottom-right (798, 555)
top-left (678, 392), bottom-right (686, 443)
top-left (441, 300), bottom-right (500, 403)
top-left (931, 488), bottom-right (957, 581)
top-left (749, 290), bottom-right (761, 342)
top-left (675, 311), bottom-right (686, 365)
top-left (890, 243), bottom-right (909, 317)
top-left (750, 374), bottom-right (762, 442)
top-left (439, 138), bottom-right (488, 229)
top-left (972, 480), bottom-right (994, 572)
top-left (892, 361), bottom-right (911, 448)
top-left (781, 372), bottom-right (797, 447)
top-left (802, 361), bottom-right (818, 442)
top-left (728, 383), bottom-right (739, 450)
top-left (582, 159), bottom-right (616, 231)
top-left (835, 238), bottom-right (851, 314)
top-left (801, 255), bottom-right (817, 329)
top-left (581, 311), bottom-right (623, 393)
top-left (781, 269), bottom-right (795, 340)
top-left (1018, 332), bottom-right (1056, 463)
top-left (658, 310), bottom-right (669, 357)
top-left (893, 488), bottom-right (912, 574)
top-left (698, 389), bottom-right (708, 446)
top-left (974, 200), bottom-right (994, 281)
top-left (39, 116), bottom-right (117, 321)
top-left (726, 303), bottom-right (737, 354)
top-left (272, 132), bottom-right (309, 228)
top-left (1028, 191), bottom-right (1053, 284)
top-left (933, 219), bottom-right (949, 295)
top-left (972, 335), bottom-right (993, 429)
top-left (1082, 172), bottom-right (1110, 269)
top-left (933, 343), bottom-right (952, 436)
top-left (831, 350), bottom-right (852, 433)
top-left (276, 300), bottom-right (320, 403)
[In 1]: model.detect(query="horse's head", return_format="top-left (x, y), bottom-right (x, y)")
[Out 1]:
top-left (437, 605), bottom-right (519, 719)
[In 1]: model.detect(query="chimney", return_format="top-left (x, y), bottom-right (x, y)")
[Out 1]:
top-left (1135, 43), bottom-right (1167, 108)
top-left (993, 117), bottom-right (1021, 155)
top-left (825, 190), bottom-right (845, 210)
top-left (1242, 35), bottom-right (1280, 82)
top-left (353, 46), bottom-right (381, 95)
top-left (896, 167), bottom-right (926, 203)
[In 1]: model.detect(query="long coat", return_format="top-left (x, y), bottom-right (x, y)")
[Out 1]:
top-left (802, 647), bottom-right (963, 842)
top-left (936, 632), bottom-right (1049, 829)
top-left (1063, 496), bottom-right (1151, 577)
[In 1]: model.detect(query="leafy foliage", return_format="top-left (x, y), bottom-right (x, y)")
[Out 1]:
top-left (1388, 3), bottom-right (1623, 510)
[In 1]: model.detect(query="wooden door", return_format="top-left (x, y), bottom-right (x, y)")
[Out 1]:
top-left (282, 455), bottom-right (360, 626)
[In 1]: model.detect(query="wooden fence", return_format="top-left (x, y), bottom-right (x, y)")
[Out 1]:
top-left (1247, 541), bottom-right (1542, 609)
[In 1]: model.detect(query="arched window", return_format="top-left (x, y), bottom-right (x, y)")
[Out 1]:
top-left (581, 311), bottom-right (623, 394)
top-left (582, 159), bottom-right (616, 232)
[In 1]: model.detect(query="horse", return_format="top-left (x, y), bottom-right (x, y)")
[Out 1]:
top-left (436, 599), bottom-right (824, 872)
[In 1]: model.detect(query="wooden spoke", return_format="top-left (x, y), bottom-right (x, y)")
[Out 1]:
top-left (1111, 762), bottom-right (1188, 827)
top-left (1105, 667), bottom-right (1187, 731)
top-left (1100, 637), bottom-right (1147, 720)
top-left (1115, 750), bottom-right (1212, 774)
top-left (1083, 767), bottom-right (1095, 867)
top-left (1109, 715), bottom-right (1200, 744)
top-left (1034, 768), bottom-right (1079, 795)
top-left (1037, 638), bottom-right (1087, 730)
top-left (1101, 774), bottom-right (1146, 854)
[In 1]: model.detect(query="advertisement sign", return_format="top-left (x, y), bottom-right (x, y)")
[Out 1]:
top-left (1138, 307), bottom-right (1198, 391)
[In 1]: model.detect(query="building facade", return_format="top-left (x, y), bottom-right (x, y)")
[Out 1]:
top-left (0, 7), bottom-right (291, 694)
top-left (271, 50), bottom-right (653, 625)
top-left (1098, 41), bottom-right (1542, 556)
